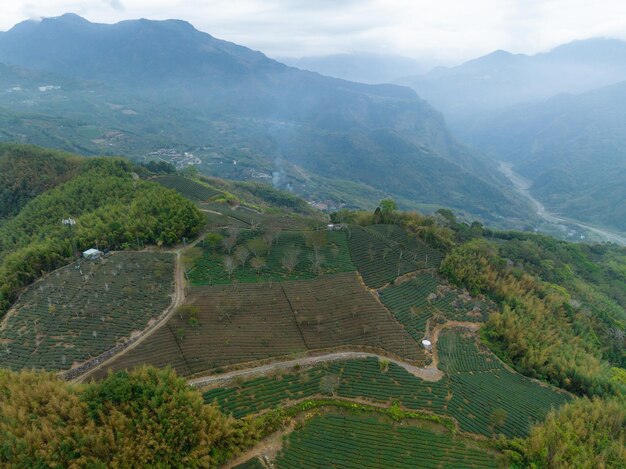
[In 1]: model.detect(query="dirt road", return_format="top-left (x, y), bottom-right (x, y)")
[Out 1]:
top-left (189, 350), bottom-right (444, 388)
top-left (70, 239), bottom-right (196, 382)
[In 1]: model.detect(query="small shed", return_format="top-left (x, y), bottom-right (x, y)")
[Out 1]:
top-left (82, 248), bottom-right (102, 260)
top-left (421, 339), bottom-right (432, 350)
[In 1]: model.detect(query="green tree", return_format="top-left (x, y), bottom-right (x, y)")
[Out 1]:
top-left (510, 397), bottom-right (626, 468)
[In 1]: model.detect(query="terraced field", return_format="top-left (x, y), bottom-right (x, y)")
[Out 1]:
top-left (347, 224), bottom-right (444, 288)
top-left (380, 273), bottom-right (491, 342)
top-left (366, 224), bottom-right (444, 268)
top-left (189, 229), bottom-right (355, 285)
top-left (0, 252), bottom-right (174, 371)
top-left (154, 175), bottom-right (220, 201)
top-left (94, 272), bottom-right (425, 378)
top-left (272, 412), bottom-right (500, 468)
top-left (203, 329), bottom-right (570, 437)
top-left (347, 226), bottom-right (418, 288)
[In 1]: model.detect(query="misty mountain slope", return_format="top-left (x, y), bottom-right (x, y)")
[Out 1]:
top-left (400, 38), bottom-right (626, 123)
top-left (462, 82), bottom-right (626, 232)
top-left (0, 14), bottom-right (530, 222)
top-left (280, 53), bottom-right (428, 84)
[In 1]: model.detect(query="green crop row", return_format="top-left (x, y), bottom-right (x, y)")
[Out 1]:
top-left (0, 252), bottom-right (174, 371)
top-left (347, 226), bottom-right (418, 288)
top-left (204, 329), bottom-right (570, 438)
top-left (380, 274), bottom-right (491, 342)
top-left (154, 175), bottom-right (220, 201)
top-left (189, 229), bottom-right (355, 285)
top-left (274, 412), bottom-right (499, 468)
top-left (366, 224), bottom-right (444, 268)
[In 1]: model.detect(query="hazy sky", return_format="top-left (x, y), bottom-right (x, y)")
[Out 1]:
top-left (3, 1), bottom-right (626, 62)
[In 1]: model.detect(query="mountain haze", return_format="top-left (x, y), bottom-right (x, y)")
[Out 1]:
top-left (462, 81), bottom-right (626, 232)
top-left (280, 53), bottom-right (429, 85)
top-left (397, 38), bottom-right (626, 234)
top-left (401, 38), bottom-right (626, 122)
top-left (0, 14), bottom-right (530, 223)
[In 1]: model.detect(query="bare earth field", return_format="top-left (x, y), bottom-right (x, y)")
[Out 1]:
top-left (93, 272), bottom-right (426, 378)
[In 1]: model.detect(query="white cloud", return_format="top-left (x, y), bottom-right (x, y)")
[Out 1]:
top-left (2, 0), bottom-right (626, 63)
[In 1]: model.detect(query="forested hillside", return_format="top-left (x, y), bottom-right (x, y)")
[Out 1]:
top-left (0, 144), bottom-right (82, 219)
top-left (0, 145), bottom-right (205, 317)
top-left (458, 82), bottom-right (626, 232)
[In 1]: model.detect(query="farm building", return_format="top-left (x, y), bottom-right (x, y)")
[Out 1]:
top-left (82, 248), bottom-right (102, 260)
top-left (421, 339), bottom-right (432, 350)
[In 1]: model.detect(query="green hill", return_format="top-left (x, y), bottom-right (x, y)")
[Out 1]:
top-left (461, 82), bottom-right (626, 232)
top-left (0, 144), bottom-right (205, 317)
top-left (0, 144), bottom-right (623, 468)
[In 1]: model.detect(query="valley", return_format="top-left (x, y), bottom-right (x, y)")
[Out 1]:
top-left (0, 7), bottom-right (624, 467)
top-left (499, 162), bottom-right (626, 245)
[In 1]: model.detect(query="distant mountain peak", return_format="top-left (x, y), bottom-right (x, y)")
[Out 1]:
top-left (53, 13), bottom-right (90, 23)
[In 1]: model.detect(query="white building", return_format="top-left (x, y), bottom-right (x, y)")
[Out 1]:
top-left (82, 248), bottom-right (102, 260)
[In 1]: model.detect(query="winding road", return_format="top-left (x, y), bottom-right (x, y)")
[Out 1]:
top-left (499, 162), bottom-right (626, 246)
top-left (189, 322), bottom-right (486, 389)
top-left (70, 240), bottom-right (195, 382)
top-left (189, 351), bottom-right (444, 388)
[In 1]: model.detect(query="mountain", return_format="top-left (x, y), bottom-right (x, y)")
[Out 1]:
top-left (396, 38), bottom-right (626, 234)
top-left (280, 53), bottom-right (430, 84)
top-left (459, 82), bottom-right (626, 232)
top-left (0, 14), bottom-right (531, 224)
top-left (400, 38), bottom-right (626, 122)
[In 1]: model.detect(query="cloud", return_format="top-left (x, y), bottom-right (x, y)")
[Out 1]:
top-left (103, 0), bottom-right (124, 11)
top-left (3, 0), bottom-right (626, 63)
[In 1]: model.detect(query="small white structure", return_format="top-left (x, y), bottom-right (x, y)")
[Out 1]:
top-left (82, 248), bottom-right (102, 260)
top-left (421, 339), bottom-right (432, 350)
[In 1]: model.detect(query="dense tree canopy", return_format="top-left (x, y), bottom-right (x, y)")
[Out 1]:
top-left (508, 397), bottom-right (626, 468)
top-left (0, 143), bottom-right (82, 220)
top-left (441, 239), bottom-right (624, 397)
top-left (0, 155), bottom-right (205, 317)
top-left (0, 367), bottom-right (254, 467)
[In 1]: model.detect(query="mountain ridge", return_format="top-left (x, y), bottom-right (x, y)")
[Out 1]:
top-left (0, 14), bottom-right (531, 224)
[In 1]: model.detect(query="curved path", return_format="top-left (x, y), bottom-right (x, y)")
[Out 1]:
top-left (189, 321), bottom-right (484, 388)
top-left (190, 351), bottom-right (444, 388)
top-left (68, 239), bottom-right (196, 382)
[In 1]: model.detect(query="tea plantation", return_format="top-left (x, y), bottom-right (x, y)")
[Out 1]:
top-left (203, 329), bottom-right (570, 438)
top-left (0, 252), bottom-right (174, 371)
top-left (94, 272), bottom-right (426, 378)
top-left (273, 412), bottom-right (500, 468)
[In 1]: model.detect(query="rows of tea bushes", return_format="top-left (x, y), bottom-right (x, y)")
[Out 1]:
top-left (95, 272), bottom-right (424, 378)
top-left (366, 224), bottom-right (444, 268)
top-left (346, 226), bottom-right (418, 288)
top-left (204, 329), bottom-right (571, 437)
top-left (273, 412), bottom-right (499, 468)
top-left (0, 252), bottom-right (174, 371)
top-left (154, 175), bottom-right (219, 202)
top-left (189, 229), bottom-right (355, 285)
top-left (438, 329), bottom-right (503, 373)
top-left (380, 274), bottom-right (491, 341)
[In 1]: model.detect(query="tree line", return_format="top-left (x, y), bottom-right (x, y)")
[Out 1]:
top-left (0, 366), bottom-right (270, 467)
top-left (0, 155), bottom-right (205, 318)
